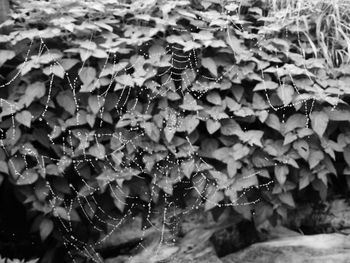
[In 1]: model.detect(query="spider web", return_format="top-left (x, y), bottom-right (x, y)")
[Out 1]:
top-left (0, 2), bottom-right (340, 262)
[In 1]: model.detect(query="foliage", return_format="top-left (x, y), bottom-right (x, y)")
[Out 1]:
top-left (0, 0), bottom-right (350, 261)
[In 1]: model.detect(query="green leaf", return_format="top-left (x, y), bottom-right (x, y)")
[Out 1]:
top-left (79, 67), bottom-right (96, 88)
top-left (274, 165), bottom-right (288, 185)
top-left (220, 119), bottom-right (242, 136)
top-left (344, 145), bottom-right (350, 167)
top-left (56, 90), bottom-right (76, 115)
top-left (308, 149), bottom-right (324, 169)
top-left (299, 169), bottom-right (313, 190)
top-left (20, 82), bottom-right (46, 107)
top-left (180, 93), bottom-right (203, 111)
top-left (279, 192), bottom-right (295, 207)
top-left (16, 169), bottom-right (38, 185)
top-left (206, 119), bottom-right (221, 134)
top-left (88, 95), bottom-right (103, 114)
top-left (206, 91), bottom-right (221, 105)
top-left (40, 219), bottom-right (54, 241)
top-left (310, 111), bottom-right (329, 138)
top-left (202, 57), bottom-right (217, 76)
top-left (293, 140), bottom-right (310, 160)
top-left (0, 161), bottom-right (9, 174)
top-left (0, 50), bottom-right (16, 67)
top-left (284, 114), bottom-right (307, 134)
top-left (205, 185), bottom-right (224, 211)
top-left (89, 144), bottom-right (106, 160)
top-left (239, 130), bottom-right (264, 147)
top-left (265, 113), bottom-right (281, 131)
top-left (177, 115), bottom-right (199, 134)
top-left (253, 80), bottom-right (278, 91)
top-left (181, 159), bottom-right (195, 179)
top-left (142, 122), bottom-right (160, 142)
top-left (277, 85), bottom-right (294, 106)
top-left (15, 110), bottom-right (32, 127)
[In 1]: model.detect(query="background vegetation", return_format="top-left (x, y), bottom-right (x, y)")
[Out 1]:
top-left (0, 0), bottom-right (350, 262)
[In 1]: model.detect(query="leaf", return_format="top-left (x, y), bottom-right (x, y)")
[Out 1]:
top-left (88, 95), bottom-right (103, 114)
top-left (206, 91), bottom-right (221, 105)
top-left (308, 149), bottom-right (324, 169)
top-left (284, 114), bottom-right (307, 134)
top-left (212, 147), bottom-right (231, 162)
top-left (277, 85), bottom-right (295, 106)
top-left (265, 113), bottom-right (281, 131)
top-left (274, 165), bottom-right (288, 185)
top-left (79, 67), bottom-right (96, 85)
top-left (0, 161), bottom-right (9, 174)
top-left (0, 50), bottom-right (16, 67)
top-left (239, 130), bottom-right (264, 147)
top-left (205, 185), bottom-right (224, 211)
top-left (293, 140), bottom-right (310, 160)
top-left (299, 169), bottom-right (312, 190)
top-left (226, 97), bottom-right (241, 111)
top-left (8, 157), bottom-right (26, 180)
top-left (115, 74), bottom-right (134, 86)
top-left (16, 169), bottom-right (38, 185)
top-left (177, 115), bottom-right (199, 134)
top-left (227, 159), bottom-right (240, 177)
top-left (344, 146), bottom-right (350, 167)
top-left (220, 119), bottom-right (242, 136)
top-left (15, 110), bottom-right (32, 128)
top-left (180, 93), bottom-right (203, 111)
top-left (206, 119), bottom-right (221, 134)
top-left (142, 122), bottom-right (160, 142)
top-left (181, 159), bottom-right (195, 179)
top-left (283, 132), bottom-right (298, 145)
top-left (253, 80), bottom-right (278, 91)
top-left (202, 57), bottom-right (217, 76)
top-left (56, 90), bottom-right (76, 115)
top-left (279, 192), bottom-right (295, 207)
top-left (21, 82), bottom-right (46, 107)
top-left (310, 111), bottom-right (329, 137)
top-left (40, 219), bottom-right (54, 241)
top-left (89, 144), bottom-right (106, 160)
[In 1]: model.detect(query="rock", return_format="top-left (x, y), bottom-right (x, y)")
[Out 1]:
top-left (221, 233), bottom-right (350, 263)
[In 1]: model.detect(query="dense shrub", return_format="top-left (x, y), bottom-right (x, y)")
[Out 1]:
top-left (0, 0), bottom-right (350, 261)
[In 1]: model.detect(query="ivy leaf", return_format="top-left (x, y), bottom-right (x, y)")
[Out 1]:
top-left (181, 159), bottom-right (195, 179)
top-left (284, 114), bottom-right (307, 134)
top-left (239, 130), bottom-right (264, 147)
top-left (21, 82), bottom-right (46, 107)
top-left (205, 185), bottom-right (224, 211)
top-left (253, 80), bottom-right (278, 91)
top-left (40, 219), bottom-right (54, 241)
top-left (279, 192), bottom-right (295, 207)
top-left (344, 145), bottom-right (350, 167)
top-left (308, 149), bottom-right (324, 169)
top-left (180, 93), bottom-right (203, 111)
top-left (310, 111), bottom-right (329, 138)
top-left (0, 50), bottom-right (16, 67)
top-left (202, 57), bottom-right (217, 76)
top-left (88, 95), bottom-right (103, 114)
top-left (89, 144), bottom-right (106, 160)
top-left (206, 119), bottom-right (221, 134)
top-left (277, 85), bottom-right (295, 106)
top-left (299, 169), bottom-right (313, 190)
top-left (274, 165), bottom-right (288, 185)
top-left (220, 119), bottom-right (242, 136)
top-left (142, 122), bottom-right (160, 142)
top-left (293, 140), bottom-right (310, 160)
top-left (0, 161), bottom-right (9, 174)
top-left (265, 113), bottom-right (281, 131)
top-left (16, 169), bottom-right (38, 185)
top-left (56, 90), bottom-right (76, 115)
top-left (15, 110), bottom-right (32, 128)
top-left (206, 91), bottom-right (221, 105)
top-left (177, 115), bottom-right (200, 134)
top-left (226, 97), bottom-right (241, 111)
